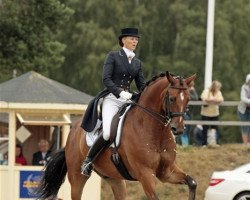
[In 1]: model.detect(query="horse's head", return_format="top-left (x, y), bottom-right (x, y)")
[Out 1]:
top-left (137, 71), bottom-right (196, 136)
top-left (164, 72), bottom-right (197, 135)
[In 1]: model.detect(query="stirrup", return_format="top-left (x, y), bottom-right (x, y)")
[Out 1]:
top-left (81, 160), bottom-right (93, 176)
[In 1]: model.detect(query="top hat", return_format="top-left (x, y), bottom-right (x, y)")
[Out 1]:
top-left (118, 28), bottom-right (140, 40)
top-left (118, 28), bottom-right (140, 46)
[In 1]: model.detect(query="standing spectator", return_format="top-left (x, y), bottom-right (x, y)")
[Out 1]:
top-left (32, 139), bottom-right (52, 166)
top-left (237, 74), bottom-right (250, 145)
top-left (200, 80), bottom-right (224, 146)
top-left (180, 81), bottom-right (199, 146)
top-left (15, 144), bottom-right (27, 165)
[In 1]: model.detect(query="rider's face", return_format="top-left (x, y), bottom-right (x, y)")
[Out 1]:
top-left (122, 36), bottom-right (139, 51)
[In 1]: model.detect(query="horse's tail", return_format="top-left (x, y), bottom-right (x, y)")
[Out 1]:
top-left (37, 148), bottom-right (67, 199)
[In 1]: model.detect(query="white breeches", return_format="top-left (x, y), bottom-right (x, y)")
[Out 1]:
top-left (102, 93), bottom-right (127, 141)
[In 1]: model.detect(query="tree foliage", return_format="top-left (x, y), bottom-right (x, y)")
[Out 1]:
top-left (0, 0), bottom-right (73, 81)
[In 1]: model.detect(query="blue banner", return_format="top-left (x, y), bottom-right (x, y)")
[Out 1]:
top-left (19, 170), bottom-right (43, 198)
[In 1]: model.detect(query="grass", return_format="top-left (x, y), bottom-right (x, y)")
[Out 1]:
top-left (101, 144), bottom-right (250, 200)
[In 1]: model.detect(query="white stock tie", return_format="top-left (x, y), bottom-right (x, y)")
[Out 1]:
top-left (127, 52), bottom-right (135, 64)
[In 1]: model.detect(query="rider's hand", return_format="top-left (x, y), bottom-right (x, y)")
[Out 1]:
top-left (119, 91), bottom-right (132, 100)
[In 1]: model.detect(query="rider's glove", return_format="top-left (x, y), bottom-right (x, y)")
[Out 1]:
top-left (119, 91), bottom-right (132, 100)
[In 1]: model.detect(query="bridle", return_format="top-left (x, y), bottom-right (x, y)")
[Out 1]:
top-left (165, 83), bottom-right (188, 119)
top-left (131, 77), bottom-right (188, 127)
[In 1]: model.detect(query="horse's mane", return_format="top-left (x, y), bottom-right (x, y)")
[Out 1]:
top-left (145, 72), bottom-right (167, 87)
top-left (133, 71), bottom-right (184, 102)
top-left (144, 71), bottom-right (183, 90)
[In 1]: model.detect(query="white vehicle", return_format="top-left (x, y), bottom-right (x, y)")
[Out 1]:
top-left (204, 163), bottom-right (250, 200)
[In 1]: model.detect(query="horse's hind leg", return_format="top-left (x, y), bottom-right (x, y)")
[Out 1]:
top-left (68, 172), bottom-right (88, 200)
top-left (102, 177), bottom-right (127, 200)
top-left (159, 164), bottom-right (197, 200)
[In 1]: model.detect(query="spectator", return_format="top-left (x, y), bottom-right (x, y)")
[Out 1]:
top-left (32, 139), bottom-right (51, 166)
top-left (15, 144), bottom-right (27, 165)
top-left (237, 74), bottom-right (250, 145)
top-left (0, 152), bottom-right (8, 165)
top-left (200, 80), bottom-right (224, 146)
top-left (2, 153), bottom-right (8, 165)
top-left (193, 125), bottom-right (203, 146)
top-left (180, 81), bottom-right (199, 146)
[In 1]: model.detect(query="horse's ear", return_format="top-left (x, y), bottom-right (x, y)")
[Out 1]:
top-left (185, 74), bottom-right (197, 86)
top-left (166, 71), bottom-right (177, 84)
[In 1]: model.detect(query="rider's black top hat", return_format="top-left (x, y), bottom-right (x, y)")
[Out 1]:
top-left (118, 28), bottom-right (140, 46)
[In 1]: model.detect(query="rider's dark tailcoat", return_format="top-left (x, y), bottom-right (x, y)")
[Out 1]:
top-left (81, 49), bottom-right (145, 132)
top-left (103, 49), bottom-right (145, 97)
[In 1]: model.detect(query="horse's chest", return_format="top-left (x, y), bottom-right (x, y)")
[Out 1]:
top-left (144, 143), bottom-right (176, 162)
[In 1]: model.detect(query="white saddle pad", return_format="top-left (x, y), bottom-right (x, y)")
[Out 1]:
top-left (86, 105), bottom-right (131, 147)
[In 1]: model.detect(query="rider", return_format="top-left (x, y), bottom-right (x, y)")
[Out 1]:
top-left (81, 27), bottom-right (146, 176)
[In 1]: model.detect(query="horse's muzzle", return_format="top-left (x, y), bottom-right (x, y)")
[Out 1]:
top-left (170, 123), bottom-right (184, 135)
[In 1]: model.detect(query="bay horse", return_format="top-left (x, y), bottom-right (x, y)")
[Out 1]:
top-left (38, 71), bottom-right (197, 200)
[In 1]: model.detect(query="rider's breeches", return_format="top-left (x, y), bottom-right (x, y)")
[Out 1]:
top-left (102, 93), bottom-right (126, 141)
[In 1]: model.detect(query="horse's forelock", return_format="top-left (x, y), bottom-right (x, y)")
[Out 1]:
top-left (179, 77), bottom-right (184, 86)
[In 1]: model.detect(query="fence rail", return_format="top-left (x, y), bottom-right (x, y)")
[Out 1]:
top-left (185, 101), bottom-right (250, 126)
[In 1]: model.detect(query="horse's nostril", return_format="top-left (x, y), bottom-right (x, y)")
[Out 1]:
top-left (171, 126), bottom-right (177, 133)
top-left (171, 125), bottom-right (184, 135)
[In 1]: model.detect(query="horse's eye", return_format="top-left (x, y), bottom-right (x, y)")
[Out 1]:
top-left (169, 96), bottom-right (175, 103)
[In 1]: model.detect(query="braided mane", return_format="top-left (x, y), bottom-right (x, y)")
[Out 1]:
top-left (144, 71), bottom-right (183, 89)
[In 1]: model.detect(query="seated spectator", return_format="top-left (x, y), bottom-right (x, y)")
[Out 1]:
top-left (3, 153), bottom-right (8, 165)
top-left (0, 152), bottom-right (8, 165)
top-left (16, 144), bottom-right (27, 165)
top-left (32, 139), bottom-right (52, 166)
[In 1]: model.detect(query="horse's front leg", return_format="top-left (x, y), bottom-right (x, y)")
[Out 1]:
top-left (185, 174), bottom-right (197, 200)
top-left (158, 164), bottom-right (197, 200)
top-left (134, 168), bottom-right (159, 200)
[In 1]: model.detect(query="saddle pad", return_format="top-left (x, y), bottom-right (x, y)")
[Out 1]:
top-left (86, 105), bottom-right (131, 147)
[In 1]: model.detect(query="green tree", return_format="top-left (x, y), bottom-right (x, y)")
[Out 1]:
top-left (0, 0), bottom-right (73, 82)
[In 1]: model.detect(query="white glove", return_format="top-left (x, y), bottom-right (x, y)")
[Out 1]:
top-left (119, 91), bottom-right (132, 100)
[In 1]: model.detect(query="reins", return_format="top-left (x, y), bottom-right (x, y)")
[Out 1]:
top-left (130, 100), bottom-right (171, 127)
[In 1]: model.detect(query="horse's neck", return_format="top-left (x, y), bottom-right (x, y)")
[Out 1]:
top-left (139, 78), bottom-right (168, 110)
top-left (135, 78), bottom-right (173, 142)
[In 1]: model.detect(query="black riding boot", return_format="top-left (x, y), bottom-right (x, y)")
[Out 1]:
top-left (81, 134), bottom-right (109, 176)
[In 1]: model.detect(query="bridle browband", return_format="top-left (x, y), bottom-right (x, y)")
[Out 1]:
top-left (131, 75), bottom-right (188, 126)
